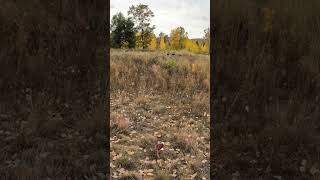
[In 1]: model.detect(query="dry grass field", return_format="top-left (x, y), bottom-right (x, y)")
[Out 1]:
top-left (110, 49), bottom-right (210, 179)
top-left (212, 0), bottom-right (320, 179)
top-left (0, 1), bottom-right (107, 179)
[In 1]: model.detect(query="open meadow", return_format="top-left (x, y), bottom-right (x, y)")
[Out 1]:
top-left (110, 49), bottom-right (210, 179)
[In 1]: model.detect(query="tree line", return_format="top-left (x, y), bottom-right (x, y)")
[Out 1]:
top-left (110, 4), bottom-right (210, 54)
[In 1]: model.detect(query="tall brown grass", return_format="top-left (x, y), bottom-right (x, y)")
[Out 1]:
top-left (213, 0), bottom-right (320, 178)
top-left (110, 49), bottom-right (209, 95)
top-left (0, 0), bottom-right (107, 178)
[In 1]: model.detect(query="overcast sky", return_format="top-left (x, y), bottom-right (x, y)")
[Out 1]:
top-left (110, 0), bottom-right (210, 39)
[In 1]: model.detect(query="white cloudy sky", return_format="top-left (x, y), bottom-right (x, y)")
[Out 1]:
top-left (110, 0), bottom-right (210, 39)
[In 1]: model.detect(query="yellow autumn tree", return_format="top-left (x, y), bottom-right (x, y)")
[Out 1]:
top-left (170, 30), bottom-right (180, 50)
top-left (135, 32), bottom-right (143, 49)
top-left (159, 33), bottom-right (166, 50)
top-left (148, 33), bottom-right (157, 50)
top-left (184, 39), bottom-right (193, 52)
top-left (169, 27), bottom-right (188, 50)
top-left (200, 42), bottom-right (209, 54)
top-left (184, 38), bottom-right (200, 54)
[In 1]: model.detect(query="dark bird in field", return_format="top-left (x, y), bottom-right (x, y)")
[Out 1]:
top-left (155, 141), bottom-right (164, 150)
top-left (155, 141), bottom-right (164, 158)
top-left (172, 53), bottom-right (175, 56)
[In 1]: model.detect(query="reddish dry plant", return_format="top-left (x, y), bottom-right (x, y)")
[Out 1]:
top-left (155, 141), bottom-right (164, 158)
